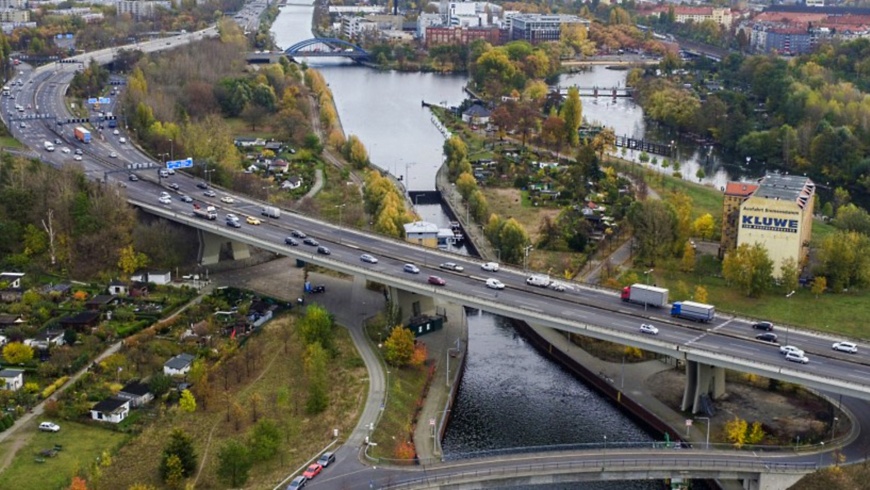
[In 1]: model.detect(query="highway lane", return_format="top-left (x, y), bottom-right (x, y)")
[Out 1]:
top-left (6, 28), bottom-right (870, 402)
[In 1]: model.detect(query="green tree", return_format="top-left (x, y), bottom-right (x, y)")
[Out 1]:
top-left (383, 326), bottom-right (415, 367)
top-left (779, 257), bottom-right (800, 293)
top-left (816, 230), bottom-right (870, 291)
top-left (3, 342), bottom-right (34, 364)
top-left (721, 243), bottom-right (774, 297)
top-left (298, 304), bottom-right (334, 352)
top-left (811, 276), bottom-right (827, 298)
top-left (304, 342), bottom-right (329, 414)
top-left (179, 389), bottom-right (196, 413)
top-left (627, 200), bottom-right (677, 265)
top-left (162, 454), bottom-right (185, 490)
top-left (443, 135), bottom-right (468, 169)
top-left (456, 172), bottom-right (477, 200)
top-left (149, 373), bottom-right (172, 397)
top-left (343, 135), bottom-right (369, 169)
top-left (560, 87), bottom-right (582, 147)
top-left (160, 429), bottom-right (197, 480)
top-left (468, 189), bottom-right (489, 222)
top-left (216, 438), bottom-right (252, 487)
top-left (497, 218), bottom-right (530, 264)
top-left (249, 418), bottom-right (282, 461)
top-left (680, 242), bottom-right (696, 273)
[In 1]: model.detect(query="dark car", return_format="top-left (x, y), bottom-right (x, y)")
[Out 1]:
top-left (196, 182), bottom-right (209, 189)
top-left (303, 237), bottom-right (319, 246)
top-left (428, 275), bottom-right (446, 286)
top-left (752, 321), bottom-right (774, 331)
top-left (317, 246), bottom-right (331, 255)
top-left (291, 230), bottom-right (307, 238)
top-left (756, 332), bottom-right (778, 343)
top-left (284, 237), bottom-right (299, 246)
top-left (286, 475), bottom-right (306, 490)
top-left (317, 452), bottom-right (335, 467)
top-left (311, 285), bottom-right (326, 294)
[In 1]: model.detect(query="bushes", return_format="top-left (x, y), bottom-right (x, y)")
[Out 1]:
top-left (41, 376), bottom-right (70, 399)
top-left (115, 320), bottom-right (151, 337)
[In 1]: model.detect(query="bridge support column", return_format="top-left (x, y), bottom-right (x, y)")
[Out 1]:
top-left (680, 360), bottom-right (726, 413)
top-left (741, 473), bottom-right (806, 490)
top-left (197, 230), bottom-right (251, 265)
top-left (386, 286), bottom-right (436, 325)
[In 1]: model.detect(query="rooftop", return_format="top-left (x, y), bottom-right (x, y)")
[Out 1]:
top-left (754, 174), bottom-right (814, 202)
top-left (120, 381), bottom-right (151, 397)
top-left (165, 353), bottom-right (195, 370)
top-left (0, 368), bottom-right (23, 378)
top-left (91, 397), bottom-right (129, 414)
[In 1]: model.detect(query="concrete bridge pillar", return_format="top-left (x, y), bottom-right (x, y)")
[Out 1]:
top-left (742, 473), bottom-right (807, 490)
top-left (386, 286), bottom-right (436, 325)
top-left (681, 360), bottom-right (726, 413)
top-left (198, 229), bottom-right (251, 265)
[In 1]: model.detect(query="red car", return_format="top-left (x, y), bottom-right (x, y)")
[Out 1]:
top-left (428, 275), bottom-right (446, 286)
top-left (302, 463), bottom-right (322, 479)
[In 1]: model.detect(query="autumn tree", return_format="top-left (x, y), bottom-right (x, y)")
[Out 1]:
top-left (693, 213), bottom-right (716, 240)
top-left (160, 430), bottom-right (197, 481)
top-left (497, 218), bottom-right (531, 264)
top-left (117, 245), bottom-right (149, 278)
top-left (216, 438), bottom-right (252, 487)
top-left (68, 476), bottom-right (88, 490)
top-left (456, 172), bottom-right (477, 200)
top-left (304, 342), bottom-right (329, 414)
top-left (747, 421), bottom-right (765, 444)
top-left (680, 242), bottom-right (696, 273)
top-left (721, 243), bottom-right (774, 297)
top-left (560, 87), bottom-right (582, 147)
top-left (779, 257), bottom-right (800, 293)
top-left (384, 326), bottom-right (415, 367)
top-left (342, 135), bottom-right (370, 169)
top-left (3, 342), bottom-right (33, 364)
top-left (725, 417), bottom-right (748, 448)
top-left (816, 230), bottom-right (870, 291)
top-left (628, 200), bottom-right (677, 265)
top-left (179, 390), bottom-right (196, 413)
top-left (811, 276), bottom-right (827, 298)
top-left (693, 285), bottom-right (708, 303)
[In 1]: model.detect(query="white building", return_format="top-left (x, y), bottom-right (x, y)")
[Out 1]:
top-left (116, 0), bottom-right (171, 20)
top-left (163, 353), bottom-right (195, 376)
top-left (90, 397), bottom-right (130, 423)
top-left (0, 369), bottom-right (23, 391)
top-left (131, 271), bottom-right (172, 285)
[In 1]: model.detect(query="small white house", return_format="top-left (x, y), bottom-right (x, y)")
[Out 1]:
top-left (0, 272), bottom-right (24, 289)
top-left (0, 369), bottom-right (24, 391)
top-left (117, 381), bottom-right (154, 408)
top-left (281, 176), bottom-right (303, 190)
top-left (90, 397), bottom-right (130, 423)
top-left (163, 353), bottom-right (195, 376)
top-left (27, 330), bottom-right (64, 350)
top-left (131, 271), bottom-right (172, 286)
top-left (107, 280), bottom-right (128, 296)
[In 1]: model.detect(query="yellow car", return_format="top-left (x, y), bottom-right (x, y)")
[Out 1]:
top-left (246, 216), bottom-right (261, 225)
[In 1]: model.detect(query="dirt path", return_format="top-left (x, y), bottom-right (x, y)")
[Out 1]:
top-left (0, 430), bottom-right (34, 473)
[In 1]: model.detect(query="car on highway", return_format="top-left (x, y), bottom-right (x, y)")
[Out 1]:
top-left (39, 422), bottom-right (60, 432)
top-left (485, 278), bottom-right (505, 290)
top-left (168, 183), bottom-right (180, 190)
top-left (196, 182), bottom-right (209, 189)
top-left (549, 282), bottom-right (566, 292)
top-left (639, 323), bottom-right (659, 335)
top-left (403, 264), bottom-right (420, 274)
top-left (18, 122), bottom-right (25, 128)
top-left (302, 464), bottom-right (322, 479)
top-left (109, 152), bottom-right (118, 158)
top-left (61, 147), bottom-right (70, 154)
top-left (113, 129), bottom-right (119, 135)
top-left (428, 275), bottom-right (446, 286)
top-left (282, 237), bottom-right (298, 246)
top-left (316, 245), bottom-right (331, 255)
top-left (779, 345), bottom-right (804, 357)
top-left (481, 262), bottom-right (500, 272)
top-left (439, 262), bottom-right (464, 272)
top-left (226, 218), bottom-right (241, 228)
top-left (785, 351), bottom-right (809, 364)
top-left (203, 190), bottom-right (216, 197)
top-left (755, 333), bottom-right (778, 343)
top-left (220, 196), bottom-right (234, 204)
top-left (128, 174), bottom-right (139, 181)
top-left (317, 452), bottom-right (335, 467)
top-left (303, 237), bottom-right (319, 246)
top-left (225, 213), bottom-right (238, 221)
top-left (833, 341), bottom-right (858, 353)
top-left (291, 230), bottom-right (307, 238)
top-left (752, 321), bottom-right (774, 331)
top-left (246, 216), bottom-right (261, 225)
top-left (360, 253), bottom-right (378, 264)
top-left (286, 475), bottom-right (306, 489)
top-left (158, 195), bottom-right (171, 205)
top-left (75, 149), bottom-right (83, 155)
top-left (73, 155), bottom-right (82, 161)
top-left (179, 195), bottom-right (193, 203)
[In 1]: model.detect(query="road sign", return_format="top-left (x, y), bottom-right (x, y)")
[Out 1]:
top-left (166, 157), bottom-right (193, 170)
top-left (429, 418), bottom-right (435, 426)
top-left (87, 98), bottom-right (97, 104)
top-left (98, 97), bottom-right (111, 105)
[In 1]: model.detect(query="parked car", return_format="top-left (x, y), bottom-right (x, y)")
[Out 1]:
top-left (360, 253), bottom-right (378, 264)
top-left (833, 341), bottom-right (858, 353)
top-left (755, 333), bottom-right (778, 343)
top-left (302, 464), bottom-right (322, 479)
top-left (779, 345), bottom-right (804, 356)
top-left (73, 155), bottom-right (82, 161)
top-left (785, 351), bottom-right (809, 364)
top-left (639, 323), bottom-right (659, 335)
top-left (481, 262), bottom-right (500, 272)
top-left (403, 264), bottom-right (420, 274)
top-left (439, 262), bottom-right (464, 272)
top-left (303, 237), bottom-right (319, 246)
top-left (284, 237), bottom-right (299, 246)
top-left (752, 321), bottom-right (774, 331)
top-left (317, 452), bottom-right (335, 467)
top-left (311, 285), bottom-right (326, 294)
top-left (286, 476), bottom-right (306, 489)
top-left (485, 278), bottom-right (505, 290)
top-left (39, 422), bottom-right (60, 432)
top-left (428, 275), bottom-right (446, 286)
top-left (317, 246), bottom-right (331, 255)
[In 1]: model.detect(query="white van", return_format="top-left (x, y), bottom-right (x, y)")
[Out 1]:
top-left (119, 137), bottom-right (126, 144)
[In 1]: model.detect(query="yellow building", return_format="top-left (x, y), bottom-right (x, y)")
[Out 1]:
top-left (733, 174), bottom-right (815, 277)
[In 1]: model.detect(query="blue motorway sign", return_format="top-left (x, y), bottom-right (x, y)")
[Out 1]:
top-left (166, 157), bottom-right (193, 170)
top-left (87, 98), bottom-right (97, 105)
top-left (98, 97), bottom-right (111, 105)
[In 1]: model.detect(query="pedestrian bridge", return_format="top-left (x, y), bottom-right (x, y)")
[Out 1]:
top-left (246, 38), bottom-right (370, 64)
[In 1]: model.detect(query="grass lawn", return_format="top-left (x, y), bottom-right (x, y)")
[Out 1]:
top-left (0, 137), bottom-right (24, 148)
top-left (367, 362), bottom-right (428, 462)
top-left (0, 421), bottom-right (127, 490)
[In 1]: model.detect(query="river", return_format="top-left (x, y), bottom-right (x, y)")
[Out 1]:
top-left (271, 8), bottom-right (693, 488)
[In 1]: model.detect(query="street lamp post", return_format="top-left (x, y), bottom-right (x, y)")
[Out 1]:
top-left (435, 408), bottom-right (451, 460)
top-left (785, 290), bottom-right (795, 345)
top-left (819, 441), bottom-right (825, 467)
top-left (695, 417), bottom-right (711, 450)
top-left (831, 416), bottom-right (839, 441)
top-left (523, 245), bottom-right (533, 272)
top-left (169, 138), bottom-right (173, 161)
top-left (644, 268), bottom-right (654, 285)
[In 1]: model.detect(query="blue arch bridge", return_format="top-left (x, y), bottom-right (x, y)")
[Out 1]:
top-left (246, 38), bottom-right (370, 63)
